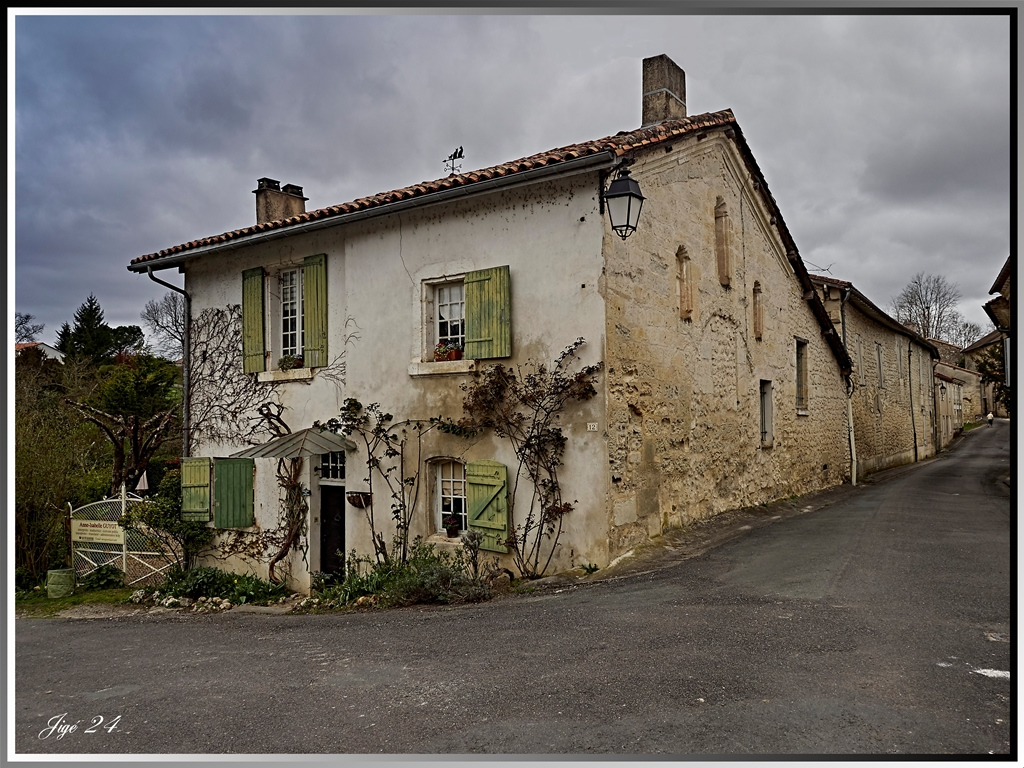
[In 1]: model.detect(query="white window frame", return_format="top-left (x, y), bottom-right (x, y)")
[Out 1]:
top-left (318, 451), bottom-right (346, 484)
top-left (279, 267), bottom-right (304, 359)
top-left (435, 460), bottom-right (467, 532)
top-left (421, 274), bottom-right (466, 362)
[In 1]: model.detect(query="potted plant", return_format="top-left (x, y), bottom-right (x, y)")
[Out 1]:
top-left (442, 514), bottom-right (461, 538)
top-left (433, 342), bottom-right (464, 362)
top-left (278, 354), bottom-right (304, 371)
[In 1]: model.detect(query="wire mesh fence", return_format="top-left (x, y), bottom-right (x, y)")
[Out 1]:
top-left (70, 490), bottom-right (178, 587)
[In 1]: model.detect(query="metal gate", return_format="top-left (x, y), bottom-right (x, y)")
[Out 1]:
top-left (70, 485), bottom-right (177, 587)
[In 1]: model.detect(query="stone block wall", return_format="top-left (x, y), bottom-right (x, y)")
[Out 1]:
top-left (600, 133), bottom-right (850, 560)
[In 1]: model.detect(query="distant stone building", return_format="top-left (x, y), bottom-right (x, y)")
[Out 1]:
top-left (962, 329), bottom-right (1009, 418)
top-left (811, 274), bottom-right (938, 479)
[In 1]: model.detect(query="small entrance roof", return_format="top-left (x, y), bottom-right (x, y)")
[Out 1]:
top-left (230, 427), bottom-right (356, 459)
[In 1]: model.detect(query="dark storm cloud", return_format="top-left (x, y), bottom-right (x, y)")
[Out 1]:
top-left (13, 12), bottom-right (1011, 340)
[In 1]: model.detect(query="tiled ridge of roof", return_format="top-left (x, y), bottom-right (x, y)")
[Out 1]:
top-left (130, 109), bottom-right (737, 266)
top-left (808, 273), bottom-right (853, 288)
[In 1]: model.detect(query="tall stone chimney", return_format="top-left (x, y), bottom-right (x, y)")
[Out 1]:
top-left (254, 177), bottom-right (308, 224)
top-left (642, 54), bottom-right (687, 127)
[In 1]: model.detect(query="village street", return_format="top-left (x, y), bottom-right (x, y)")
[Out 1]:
top-left (15, 420), bottom-right (1012, 758)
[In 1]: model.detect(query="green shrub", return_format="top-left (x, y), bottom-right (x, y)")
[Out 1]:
top-left (316, 539), bottom-right (492, 609)
top-left (159, 566), bottom-right (286, 605)
top-left (80, 563), bottom-right (125, 590)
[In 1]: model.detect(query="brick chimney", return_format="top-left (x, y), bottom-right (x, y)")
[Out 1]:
top-left (254, 177), bottom-right (308, 224)
top-left (642, 54), bottom-right (687, 127)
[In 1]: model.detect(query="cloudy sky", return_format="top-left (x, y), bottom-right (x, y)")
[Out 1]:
top-left (12, 10), bottom-right (1012, 346)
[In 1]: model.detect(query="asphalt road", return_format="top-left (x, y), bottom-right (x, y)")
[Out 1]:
top-left (14, 420), bottom-right (1013, 758)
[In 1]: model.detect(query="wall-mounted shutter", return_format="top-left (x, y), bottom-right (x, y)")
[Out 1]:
top-left (303, 254), bottom-right (328, 368)
top-left (213, 458), bottom-right (255, 529)
top-left (181, 457), bottom-right (212, 522)
top-left (464, 265), bottom-right (511, 359)
top-left (467, 460), bottom-right (509, 553)
top-left (241, 267), bottom-right (266, 373)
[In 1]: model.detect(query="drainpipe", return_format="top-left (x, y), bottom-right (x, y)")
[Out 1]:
top-left (840, 288), bottom-right (856, 486)
top-left (908, 344), bottom-right (918, 463)
top-left (147, 267), bottom-right (191, 457)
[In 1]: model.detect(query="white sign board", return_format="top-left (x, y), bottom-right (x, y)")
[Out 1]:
top-left (71, 519), bottom-right (125, 545)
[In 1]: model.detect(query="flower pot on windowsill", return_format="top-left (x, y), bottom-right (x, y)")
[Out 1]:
top-left (445, 527), bottom-right (461, 538)
top-left (446, 349), bottom-right (463, 361)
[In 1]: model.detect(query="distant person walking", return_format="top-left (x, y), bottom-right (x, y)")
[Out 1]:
top-left (987, 411), bottom-right (994, 427)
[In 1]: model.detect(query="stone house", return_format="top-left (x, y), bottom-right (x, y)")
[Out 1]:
top-left (128, 54), bottom-right (854, 591)
top-left (962, 329), bottom-right (1009, 418)
top-left (934, 361), bottom-right (985, 428)
top-left (810, 274), bottom-right (939, 480)
top-left (982, 255), bottom-right (1011, 391)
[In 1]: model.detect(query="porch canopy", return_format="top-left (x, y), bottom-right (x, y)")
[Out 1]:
top-left (230, 427), bottom-right (356, 460)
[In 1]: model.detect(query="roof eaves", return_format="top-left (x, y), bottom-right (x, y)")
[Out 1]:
top-left (129, 149), bottom-right (621, 273)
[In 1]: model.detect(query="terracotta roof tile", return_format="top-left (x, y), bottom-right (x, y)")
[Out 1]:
top-left (130, 109), bottom-right (737, 266)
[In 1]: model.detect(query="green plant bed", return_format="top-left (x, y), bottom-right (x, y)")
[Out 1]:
top-left (962, 421), bottom-right (982, 432)
top-left (15, 587), bottom-right (136, 618)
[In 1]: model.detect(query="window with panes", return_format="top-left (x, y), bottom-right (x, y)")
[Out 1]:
top-left (436, 282), bottom-right (465, 350)
top-left (437, 460), bottom-right (467, 532)
top-left (280, 268), bottom-right (304, 358)
top-left (319, 451), bottom-right (345, 481)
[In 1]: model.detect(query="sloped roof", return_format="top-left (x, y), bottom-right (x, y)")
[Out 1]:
top-left (989, 255), bottom-right (1011, 295)
top-left (230, 427), bottom-right (355, 460)
top-left (128, 106), bottom-right (851, 375)
top-left (961, 328), bottom-right (1004, 355)
top-left (809, 273), bottom-right (940, 359)
top-left (129, 109), bottom-right (738, 269)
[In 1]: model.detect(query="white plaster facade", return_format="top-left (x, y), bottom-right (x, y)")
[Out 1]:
top-left (131, 57), bottom-right (859, 592)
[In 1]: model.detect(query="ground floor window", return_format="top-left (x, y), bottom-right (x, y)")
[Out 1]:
top-left (760, 380), bottom-right (774, 447)
top-left (436, 460), bottom-right (467, 532)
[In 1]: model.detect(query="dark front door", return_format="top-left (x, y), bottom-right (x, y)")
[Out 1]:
top-left (320, 485), bottom-right (346, 574)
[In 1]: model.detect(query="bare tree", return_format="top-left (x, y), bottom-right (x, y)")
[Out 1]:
top-left (946, 318), bottom-right (986, 350)
top-left (15, 312), bottom-right (45, 343)
top-left (141, 292), bottom-right (186, 360)
top-left (890, 273), bottom-right (966, 343)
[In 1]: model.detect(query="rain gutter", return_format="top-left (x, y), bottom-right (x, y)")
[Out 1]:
top-left (147, 267), bottom-right (191, 457)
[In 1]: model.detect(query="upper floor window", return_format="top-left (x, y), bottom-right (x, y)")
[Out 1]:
top-left (280, 268), bottom-right (304, 358)
top-left (241, 253), bottom-right (327, 373)
top-left (875, 343), bottom-right (885, 388)
top-left (714, 196), bottom-right (732, 287)
top-left (676, 246), bottom-right (693, 321)
top-left (752, 281), bottom-right (763, 340)
top-left (421, 266), bottom-right (511, 364)
top-left (436, 281), bottom-right (466, 351)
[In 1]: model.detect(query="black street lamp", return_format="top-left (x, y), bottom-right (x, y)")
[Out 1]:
top-left (603, 167), bottom-right (645, 240)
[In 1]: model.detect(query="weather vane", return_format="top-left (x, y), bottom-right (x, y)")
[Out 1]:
top-left (444, 146), bottom-right (464, 175)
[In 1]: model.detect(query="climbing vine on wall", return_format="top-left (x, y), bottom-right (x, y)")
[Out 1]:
top-left (453, 338), bottom-right (603, 579)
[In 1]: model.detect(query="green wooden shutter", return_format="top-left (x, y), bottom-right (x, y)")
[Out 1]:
top-left (464, 265), bottom-right (511, 359)
top-left (467, 460), bottom-right (509, 553)
top-left (303, 254), bottom-right (328, 368)
top-left (181, 457), bottom-right (211, 522)
top-left (213, 458), bottom-right (255, 529)
top-left (241, 267), bottom-right (266, 373)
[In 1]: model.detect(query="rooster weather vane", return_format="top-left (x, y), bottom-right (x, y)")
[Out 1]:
top-left (444, 146), bottom-right (464, 175)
